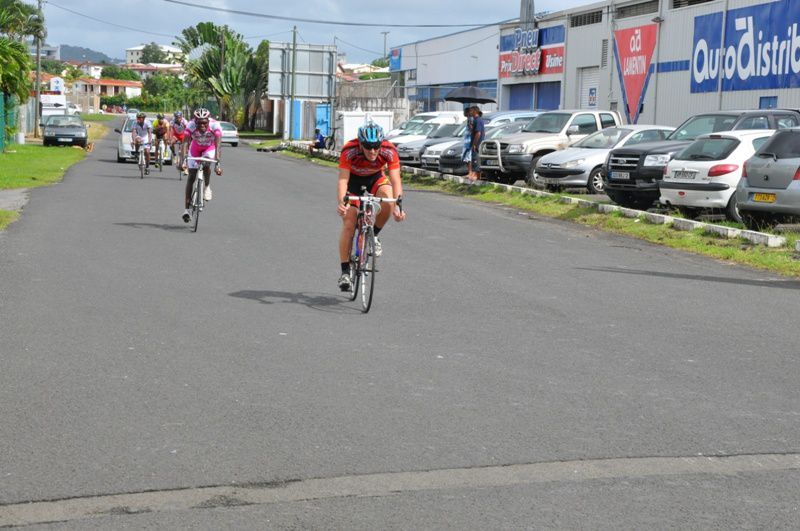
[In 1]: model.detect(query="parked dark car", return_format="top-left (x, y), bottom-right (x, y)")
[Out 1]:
top-left (603, 109), bottom-right (800, 210)
top-left (42, 115), bottom-right (88, 147)
top-left (735, 128), bottom-right (800, 230)
top-left (437, 121), bottom-right (531, 175)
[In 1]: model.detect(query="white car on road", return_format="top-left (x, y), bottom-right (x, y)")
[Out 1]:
top-left (115, 116), bottom-right (173, 164)
top-left (660, 129), bottom-right (775, 222)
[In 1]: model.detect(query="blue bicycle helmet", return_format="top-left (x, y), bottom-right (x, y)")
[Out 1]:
top-left (357, 122), bottom-right (384, 145)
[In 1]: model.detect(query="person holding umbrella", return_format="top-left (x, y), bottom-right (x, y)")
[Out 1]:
top-left (443, 86), bottom-right (495, 181)
top-left (467, 106), bottom-right (485, 180)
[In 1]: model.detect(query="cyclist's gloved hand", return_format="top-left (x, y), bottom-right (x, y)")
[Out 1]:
top-left (393, 196), bottom-right (405, 222)
top-left (215, 164), bottom-right (223, 176)
top-left (337, 196), bottom-right (350, 217)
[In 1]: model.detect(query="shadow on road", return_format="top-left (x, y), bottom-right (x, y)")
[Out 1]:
top-left (577, 266), bottom-right (800, 290)
top-left (229, 289), bottom-right (359, 313)
top-left (97, 173), bottom-right (181, 181)
top-left (114, 222), bottom-right (187, 232)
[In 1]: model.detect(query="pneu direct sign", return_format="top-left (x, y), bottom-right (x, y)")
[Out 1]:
top-left (498, 26), bottom-right (565, 78)
top-left (692, 0), bottom-right (800, 93)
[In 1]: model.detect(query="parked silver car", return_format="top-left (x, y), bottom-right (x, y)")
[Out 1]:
top-left (735, 128), bottom-right (800, 230)
top-left (533, 125), bottom-right (674, 193)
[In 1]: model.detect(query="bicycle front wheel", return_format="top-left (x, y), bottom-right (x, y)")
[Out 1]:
top-left (138, 151), bottom-right (144, 179)
top-left (348, 229), bottom-right (363, 301)
top-left (191, 179), bottom-right (202, 232)
top-left (360, 229), bottom-right (376, 313)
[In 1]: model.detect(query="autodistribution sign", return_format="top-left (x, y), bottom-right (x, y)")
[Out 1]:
top-left (692, 0), bottom-right (800, 93)
top-left (613, 24), bottom-right (658, 124)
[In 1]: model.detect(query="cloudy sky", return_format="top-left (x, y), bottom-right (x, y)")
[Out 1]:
top-left (42, 0), bottom-right (593, 63)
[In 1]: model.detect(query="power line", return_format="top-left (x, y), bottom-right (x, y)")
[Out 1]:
top-left (335, 36), bottom-right (383, 58)
top-left (162, 0), bottom-right (496, 28)
top-left (243, 30), bottom-right (293, 40)
top-left (47, 2), bottom-right (176, 39)
top-left (411, 31), bottom-right (500, 58)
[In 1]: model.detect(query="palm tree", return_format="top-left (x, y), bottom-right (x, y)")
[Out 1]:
top-left (240, 40), bottom-right (269, 131)
top-left (176, 22), bottom-right (253, 122)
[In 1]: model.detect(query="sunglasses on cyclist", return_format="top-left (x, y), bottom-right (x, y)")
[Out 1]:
top-left (361, 141), bottom-right (381, 150)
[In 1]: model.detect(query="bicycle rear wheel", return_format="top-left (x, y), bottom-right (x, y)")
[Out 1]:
top-left (157, 145), bottom-right (163, 172)
top-left (360, 229), bottom-right (376, 313)
top-left (191, 179), bottom-right (202, 232)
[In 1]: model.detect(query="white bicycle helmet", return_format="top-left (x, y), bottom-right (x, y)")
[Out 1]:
top-left (193, 108), bottom-right (211, 120)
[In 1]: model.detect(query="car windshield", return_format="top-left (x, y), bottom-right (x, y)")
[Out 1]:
top-left (47, 116), bottom-right (84, 127)
top-left (668, 114), bottom-right (739, 141)
top-left (122, 120), bottom-right (135, 132)
top-left (431, 124), bottom-right (459, 138)
top-left (522, 113), bottom-right (571, 133)
top-left (219, 122), bottom-right (236, 131)
top-left (453, 123), bottom-right (469, 136)
top-left (574, 128), bottom-right (632, 149)
top-left (675, 137), bottom-right (740, 161)
top-left (486, 122), bottom-right (526, 139)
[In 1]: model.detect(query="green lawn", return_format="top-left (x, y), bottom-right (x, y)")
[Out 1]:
top-left (81, 113), bottom-right (115, 122)
top-left (0, 209), bottom-right (19, 231)
top-left (0, 145), bottom-right (86, 189)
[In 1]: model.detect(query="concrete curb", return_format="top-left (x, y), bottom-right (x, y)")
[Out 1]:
top-left (394, 163), bottom-right (789, 248)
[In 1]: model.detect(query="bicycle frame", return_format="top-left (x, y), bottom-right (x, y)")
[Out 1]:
top-left (344, 191), bottom-right (399, 312)
top-left (186, 156), bottom-right (218, 232)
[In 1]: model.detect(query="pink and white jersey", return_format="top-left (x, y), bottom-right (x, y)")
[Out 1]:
top-left (187, 118), bottom-right (222, 148)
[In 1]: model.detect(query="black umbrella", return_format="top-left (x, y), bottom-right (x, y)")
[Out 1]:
top-left (443, 86), bottom-right (496, 104)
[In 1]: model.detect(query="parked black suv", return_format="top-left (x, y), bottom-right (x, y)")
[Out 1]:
top-left (603, 110), bottom-right (800, 210)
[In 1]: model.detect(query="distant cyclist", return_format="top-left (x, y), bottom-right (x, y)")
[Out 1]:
top-left (131, 112), bottom-right (152, 175)
top-left (181, 108), bottom-right (222, 223)
top-left (169, 111), bottom-right (190, 174)
top-left (151, 113), bottom-right (169, 167)
top-left (336, 121), bottom-right (405, 291)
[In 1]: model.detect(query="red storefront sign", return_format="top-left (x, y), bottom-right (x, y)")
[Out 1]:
top-left (499, 46), bottom-right (564, 78)
top-left (613, 24), bottom-right (658, 123)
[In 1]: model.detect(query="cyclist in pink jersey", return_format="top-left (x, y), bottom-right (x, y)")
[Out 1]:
top-left (181, 108), bottom-right (222, 223)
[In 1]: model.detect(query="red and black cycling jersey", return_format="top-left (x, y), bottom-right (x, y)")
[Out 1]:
top-left (338, 139), bottom-right (400, 177)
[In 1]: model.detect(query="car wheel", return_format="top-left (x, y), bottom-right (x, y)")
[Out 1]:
top-left (587, 167), bottom-right (604, 194)
top-left (725, 194), bottom-right (742, 223)
top-left (525, 156), bottom-right (541, 187)
top-left (117, 153), bottom-right (125, 163)
top-left (605, 189), bottom-right (653, 210)
top-left (231, 142), bottom-right (238, 147)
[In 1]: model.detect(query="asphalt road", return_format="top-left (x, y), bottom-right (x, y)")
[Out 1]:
top-left (1, 120), bottom-right (799, 529)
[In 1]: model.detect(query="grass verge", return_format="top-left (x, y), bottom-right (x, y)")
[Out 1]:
top-left (250, 136), bottom-right (287, 149)
top-left (81, 113), bottom-right (115, 122)
top-left (0, 145), bottom-right (86, 189)
top-left (279, 149), bottom-right (339, 167)
top-left (0, 209), bottom-right (19, 230)
top-left (404, 175), bottom-right (800, 277)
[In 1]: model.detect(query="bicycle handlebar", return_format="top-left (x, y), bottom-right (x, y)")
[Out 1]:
top-left (187, 156), bottom-right (218, 163)
top-left (344, 195), bottom-right (398, 203)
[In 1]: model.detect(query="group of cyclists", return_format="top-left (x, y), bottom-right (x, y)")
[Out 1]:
top-left (132, 108), bottom-right (406, 292)
top-left (130, 108), bottom-right (223, 224)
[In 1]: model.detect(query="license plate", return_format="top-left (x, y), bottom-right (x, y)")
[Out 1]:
top-left (542, 177), bottom-right (561, 184)
top-left (57, 137), bottom-right (71, 142)
top-left (673, 170), bottom-right (696, 180)
top-left (753, 193), bottom-right (776, 203)
top-left (485, 159), bottom-right (498, 166)
top-left (610, 171), bottom-right (630, 180)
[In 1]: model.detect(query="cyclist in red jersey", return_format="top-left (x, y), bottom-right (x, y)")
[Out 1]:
top-left (336, 121), bottom-right (405, 291)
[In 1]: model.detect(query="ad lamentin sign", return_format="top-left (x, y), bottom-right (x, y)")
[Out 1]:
top-left (692, 0), bottom-right (800, 93)
top-left (613, 24), bottom-right (658, 124)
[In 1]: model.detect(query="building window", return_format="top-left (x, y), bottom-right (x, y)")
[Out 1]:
top-left (759, 96), bottom-right (778, 109)
top-left (616, 0), bottom-right (659, 18)
top-left (671, 0), bottom-right (714, 8)
top-left (570, 10), bottom-right (602, 27)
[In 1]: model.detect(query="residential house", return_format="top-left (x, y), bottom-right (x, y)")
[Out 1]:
top-left (73, 78), bottom-right (143, 98)
top-left (125, 44), bottom-right (183, 64)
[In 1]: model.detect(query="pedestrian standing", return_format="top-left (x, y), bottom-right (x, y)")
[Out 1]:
top-left (461, 107), bottom-right (474, 176)
top-left (468, 106), bottom-right (485, 180)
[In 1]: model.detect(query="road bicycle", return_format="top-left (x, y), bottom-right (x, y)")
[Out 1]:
top-left (172, 140), bottom-right (184, 181)
top-left (185, 156), bottom-right (220, 233)
top-left (343, 188), bottom-right (401, 313)
top-left (153, 138), bottom-right (164, 173)
top-left (133, 142), bottom-right (148, 179)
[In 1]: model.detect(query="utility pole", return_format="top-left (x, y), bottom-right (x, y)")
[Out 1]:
top-left (34, 0), bottom-right (43, 138)
top-left (289, 25), bottom-right (297, 140)
top-left (381, 31), bottom-right (390, 60)
top-left (219, 28), bottom-right (225, 119)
